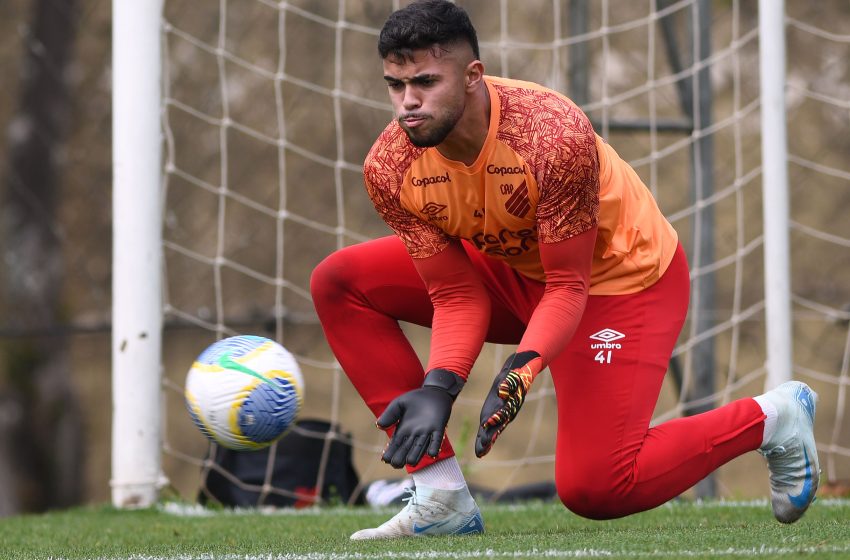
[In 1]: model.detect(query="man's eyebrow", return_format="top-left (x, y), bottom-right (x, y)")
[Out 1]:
top-left (383, 74), bottom-right (440, 84)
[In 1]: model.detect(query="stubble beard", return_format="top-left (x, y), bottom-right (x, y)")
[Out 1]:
top-left (400, 104), bottom-right (464, 148)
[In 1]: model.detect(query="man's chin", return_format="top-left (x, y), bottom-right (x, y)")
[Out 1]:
top-left (402, 128), bottom-right (440, 148)
top-left (407, 136), bottom-right (440, 148)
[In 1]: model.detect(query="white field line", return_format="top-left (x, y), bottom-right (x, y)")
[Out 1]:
top-left (158, 498), bottom-right (850, 518)
top-left (43, 544), bottom-right (850, 560)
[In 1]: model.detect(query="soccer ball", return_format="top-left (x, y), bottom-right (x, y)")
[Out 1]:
top-left (184, 335), bottom-right (304, 451)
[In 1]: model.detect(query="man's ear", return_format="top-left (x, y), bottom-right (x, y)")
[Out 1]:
top-left (465, 60), bottom-right (485, 91)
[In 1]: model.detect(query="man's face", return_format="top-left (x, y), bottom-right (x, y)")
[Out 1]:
top-left (382, 46), bottom-right (470, 148)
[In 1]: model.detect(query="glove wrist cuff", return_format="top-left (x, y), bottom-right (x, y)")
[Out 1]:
top-left (510, 350), bottom-right (541, 370)
top-left (423, 368), bottom-right (465, 400)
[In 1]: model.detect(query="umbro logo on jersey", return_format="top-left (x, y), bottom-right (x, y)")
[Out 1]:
top-left (421, 202), bottom-right (447, 216)
top-left (589, 328), bottom-right (625, 348)
top-left (411, 172), bottom-right (451, 187)
top-left (505, 179), bottom-right (531, 218)
top-left (421, 202), bottom-right (448, 221)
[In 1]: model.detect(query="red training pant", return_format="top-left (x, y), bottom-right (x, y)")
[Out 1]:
top-left (310, 236), bottom-right (765, 519)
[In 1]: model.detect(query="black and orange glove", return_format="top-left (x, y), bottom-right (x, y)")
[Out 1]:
top-left (377, 368), bottom-right (465, 468)
top-left (475, 351), bottom-right (542, 458)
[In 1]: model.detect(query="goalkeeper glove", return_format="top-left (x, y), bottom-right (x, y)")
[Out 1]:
top-left (475, 350), bottom-right (542, 458)
top-left (376, 368), bottom-right (465, 468)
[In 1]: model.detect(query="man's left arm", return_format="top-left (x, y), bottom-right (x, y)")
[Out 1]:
top-left (475, 227), bottom-right (595, 457)
top-left (517, 225), bottom-right (596, 362)
top-left (476, 106), bottom-right (600, 457)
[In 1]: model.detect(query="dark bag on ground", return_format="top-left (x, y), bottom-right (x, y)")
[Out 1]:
top-left (198, 418), bottom-right (364, 508)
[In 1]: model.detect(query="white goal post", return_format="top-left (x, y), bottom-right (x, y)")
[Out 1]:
top-left (111, 0), bottom-right (166, 508)
top-left (110, 0), bottom-right (803, 508)
top-left (758, 0), bottom-right (792, 390)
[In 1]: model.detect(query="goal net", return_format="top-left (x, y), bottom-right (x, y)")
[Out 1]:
top-left (119, 0), bottom-right (850, 506)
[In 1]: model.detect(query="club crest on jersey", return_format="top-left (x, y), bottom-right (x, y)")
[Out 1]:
top-left (589, 328), bottom-right (625, 365)
top-left (505, 179), bottom-right (531, 218)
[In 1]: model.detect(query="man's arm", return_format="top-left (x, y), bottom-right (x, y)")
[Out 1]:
top-left (519, 101), bottom-right (600, 366)
top-left (475, 104), bottom-right (600, 456)
top-left (475, 227), bottom-right (595, 457)
top-left (517, 225), bottom-right (595, 364)
top-left (364, 141), bottom-right (492, 466)
top-left (377, 241), bottom-right (491, 468)
top-left (413, 240), bottom-right (490, 380)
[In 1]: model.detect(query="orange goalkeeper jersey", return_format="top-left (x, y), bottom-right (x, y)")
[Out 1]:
top-left (364, 76), bottom-right (678, 295)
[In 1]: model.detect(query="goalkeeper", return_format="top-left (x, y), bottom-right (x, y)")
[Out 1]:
top-left (311, 0), bottom-right (819, 540)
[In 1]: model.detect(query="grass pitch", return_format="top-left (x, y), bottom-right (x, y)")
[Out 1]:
top-left (1, 499), bottom-right (849, 559)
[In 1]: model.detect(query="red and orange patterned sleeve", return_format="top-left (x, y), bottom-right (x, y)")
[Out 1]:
top-left (494, 83), bottom-right (599, 243)
top-left (534, 103), bottom-right (600, 243)
top-left (363, 125), bottom-right (450, 259)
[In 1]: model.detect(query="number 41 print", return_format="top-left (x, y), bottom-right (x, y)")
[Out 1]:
top-left (595, 350), bottom-right (612, 364)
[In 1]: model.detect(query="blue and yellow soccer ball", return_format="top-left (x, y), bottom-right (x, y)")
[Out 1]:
top-left (184, 335), bottom-right (304, 451)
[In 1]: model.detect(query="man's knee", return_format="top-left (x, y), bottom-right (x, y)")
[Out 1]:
top-left (310, 248), bottom-right (357, 309)
top-left (556, 468), bottom-right (632, 520)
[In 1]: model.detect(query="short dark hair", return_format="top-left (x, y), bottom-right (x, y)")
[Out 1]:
top-left (378, 0), bottom-right (480, 62)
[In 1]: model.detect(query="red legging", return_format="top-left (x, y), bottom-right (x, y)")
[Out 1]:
top-left (310, 236), bottom-right (765, 519)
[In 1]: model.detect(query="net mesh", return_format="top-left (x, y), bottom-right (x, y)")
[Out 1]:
top-left (158, 0), bottom-right (850, 504)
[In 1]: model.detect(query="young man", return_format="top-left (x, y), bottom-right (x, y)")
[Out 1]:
top-left (311, 0), bottom-right (819, 540)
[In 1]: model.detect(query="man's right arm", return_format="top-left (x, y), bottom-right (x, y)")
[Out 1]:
top-left (363, 141), bottom-right (490, 381)
top-left (363, 147), bottom-right (491, 467)
top-left (375, 243), bottom-right (490, 467)
top-left (412, 241), bottom-right (490, 381)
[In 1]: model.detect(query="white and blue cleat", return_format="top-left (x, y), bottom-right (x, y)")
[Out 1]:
top-left (350, 485), bottom-right (484, 540)
top-left (758, 381), bottom-right (820, 524)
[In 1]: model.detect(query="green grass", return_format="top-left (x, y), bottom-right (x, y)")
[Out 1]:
top-left (1, 499), bottom-right (849, 559)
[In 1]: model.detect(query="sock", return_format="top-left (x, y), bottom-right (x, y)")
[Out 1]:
top-left (412, 456), bottom-right (467, 491)
top-left (753, 395), bottom-right (779, 447)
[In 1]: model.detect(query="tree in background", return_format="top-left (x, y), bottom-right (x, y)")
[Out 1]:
top-left (0, 0), bottom-right (82, 515)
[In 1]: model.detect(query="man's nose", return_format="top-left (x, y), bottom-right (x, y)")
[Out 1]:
top-left (402, 87), bottom-right (421, 111)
